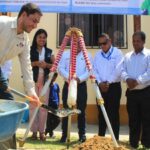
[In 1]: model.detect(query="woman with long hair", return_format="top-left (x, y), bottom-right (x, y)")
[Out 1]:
top-left (30, 29), bottom-right (54, 141)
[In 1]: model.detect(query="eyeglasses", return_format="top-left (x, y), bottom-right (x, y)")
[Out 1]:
top-left (99, 41), bottom-right (108, 46)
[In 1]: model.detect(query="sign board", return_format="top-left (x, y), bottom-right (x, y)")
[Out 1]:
top-left (0, 0), bottom-right (149, 15)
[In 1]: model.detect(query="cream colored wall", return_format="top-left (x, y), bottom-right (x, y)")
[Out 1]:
top-left (9, 13), bottom-right (147, 105)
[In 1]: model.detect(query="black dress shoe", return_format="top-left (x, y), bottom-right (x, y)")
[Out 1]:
top-left (143, 145), bottom-right (150, 149)
top-left (60, 136), bottom-right (66, 143)
top-left (49, 131), bottom-right (54, 137)
top-left (130, 143), bottom-right (138, 149)
top-left (79, 136), bottom-right (86, 143)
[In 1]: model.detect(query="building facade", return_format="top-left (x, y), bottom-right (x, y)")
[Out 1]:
top-left (8, 12), bottom-right (150, 125)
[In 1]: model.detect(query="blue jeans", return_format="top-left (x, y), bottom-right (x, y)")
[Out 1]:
top-left (0, 67), bottom-right (13, 100)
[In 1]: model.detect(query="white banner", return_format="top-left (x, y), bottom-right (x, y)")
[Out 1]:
top-left (0, 0), bottom-right (149, 15)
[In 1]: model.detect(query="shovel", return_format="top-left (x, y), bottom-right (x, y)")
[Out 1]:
top-left (9, 87), bottom-right (81, 147)
top-left (9, 87), bottom-right (81, 118)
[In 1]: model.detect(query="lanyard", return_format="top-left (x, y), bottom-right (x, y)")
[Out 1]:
top-left (101, 47), bottom-right (114, 60)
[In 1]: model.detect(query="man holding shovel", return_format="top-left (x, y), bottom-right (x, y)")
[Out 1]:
top-left (0, 3), bottom-right (42, 149)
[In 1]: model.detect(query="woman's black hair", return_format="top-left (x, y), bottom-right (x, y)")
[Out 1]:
top-left (31, 29), bottom-right (48, 50)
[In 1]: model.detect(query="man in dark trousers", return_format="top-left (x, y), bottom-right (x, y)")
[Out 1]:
top-left (122, 31), bottom-right (150, 149)
top-left (93, 33), bottom-right (123, 140)
top-left (58, 47), bottom-right (93, 143)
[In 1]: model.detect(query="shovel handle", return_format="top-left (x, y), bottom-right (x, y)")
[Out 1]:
top-left (9, 87), bottom-right (59, 115)
top-left (9, 87), bottom-right (36, 102)
top-left (40, 104), bottom-right (57, 114)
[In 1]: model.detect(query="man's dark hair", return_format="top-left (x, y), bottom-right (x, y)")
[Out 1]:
top-left (98, 33), bottom-right (110, 40)
top-left (53, 72), bottom-right (58, 78)
top-left (133, 31), bottom-right (146, 42)
top-left (50, 72), bottom-right (58, 85)
top-left (18, 3), bottom-right (42, 18)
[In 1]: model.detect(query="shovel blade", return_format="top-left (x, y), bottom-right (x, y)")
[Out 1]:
top-left (48, 108), bottom-right (81, 117)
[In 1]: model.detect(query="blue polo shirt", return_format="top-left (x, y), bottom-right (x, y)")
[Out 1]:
top-left (49, 83), bottom-right (60, 108)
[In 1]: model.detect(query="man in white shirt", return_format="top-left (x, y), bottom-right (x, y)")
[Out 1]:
top-left (0, 3), bottom-right (42, 99)
top-left (121, 31), bottom-right (150, 149)
top-left (0, 3), bottom-right (42, 149)
top-left (93, 33), bottom-right (123, 140)
top-left (58, 47), bottom-right (92, 143)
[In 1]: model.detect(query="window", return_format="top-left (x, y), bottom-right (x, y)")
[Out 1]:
top-left (57, 14), bottom-right (127, 49)
top-left (0, 12), bottom-right (11, 16)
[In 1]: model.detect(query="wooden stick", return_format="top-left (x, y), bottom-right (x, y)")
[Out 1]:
top-left (18, 106), bottom-right (39, 147)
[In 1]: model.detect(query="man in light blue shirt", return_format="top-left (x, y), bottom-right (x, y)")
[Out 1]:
top-left (93, 33), bottom-right (123, 140)
top-left (121, 31), bottom-right (150, 149)
top-left (58, 47), bottom-right (93, 143)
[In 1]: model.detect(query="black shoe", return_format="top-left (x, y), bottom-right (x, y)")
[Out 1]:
top-left (79, 136), bottom-right (86, 143)
top-left (49, 132), bottom-right (55, 138)
top-left (49, 131), bottom-right (53, 137)
top-left (60, 136), bottom-right (66, 143)
top-left (143, 145), bottom-right (150, 149)
top-left (45, 130), bottom-right (48, 136)
top-left (130, 143), bottom-right (138, 149)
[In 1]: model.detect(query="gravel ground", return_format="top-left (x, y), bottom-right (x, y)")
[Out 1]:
top-left (72, 135), bottom-right (131, 150)
top-left (16, 123), bottom-right (130, 150)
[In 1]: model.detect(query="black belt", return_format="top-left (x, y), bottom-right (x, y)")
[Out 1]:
top-left (135, 85), bottom-right (150, 91)
top-left (65, 81), bottom-right (86, 85)
top-left (109, 82), bottom-right (121, 86)
top-left (127, 85), bottom-right (150, 93)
